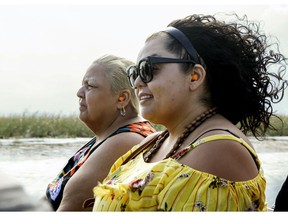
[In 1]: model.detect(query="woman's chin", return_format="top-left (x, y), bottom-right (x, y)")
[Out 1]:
top-left (78, 112), bottom-right (87, 122)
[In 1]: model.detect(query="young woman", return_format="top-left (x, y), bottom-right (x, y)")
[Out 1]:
top-left (90, 14), bottom-right (287, 211)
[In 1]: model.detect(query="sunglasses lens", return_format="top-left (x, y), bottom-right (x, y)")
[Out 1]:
top-left (139, 60), bottom-right (152, 83)
top-left (127, 59), bottom-right (153, 88)
top-left (127, 66), bottom-right (138, 88)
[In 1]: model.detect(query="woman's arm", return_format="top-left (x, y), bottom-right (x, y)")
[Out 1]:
top-left (57, 132), bottom-right (144, 211)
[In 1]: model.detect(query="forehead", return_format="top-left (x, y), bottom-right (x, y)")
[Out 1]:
top-left (137, 35), bottom-right (174, 62)
top-left (83, 64), bottom-right (107, 81)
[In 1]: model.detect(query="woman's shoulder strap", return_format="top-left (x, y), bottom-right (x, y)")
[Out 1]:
top-left (111, 121), bottom-right (156, 137)
top-left (89, 121), bottom-right (155, 154)
top-left (191, 129), bottom-right (256, 156)
top-left (172, 129), bottom-right (257, 161)
top-left (121, 131), bottom-right (164, 165)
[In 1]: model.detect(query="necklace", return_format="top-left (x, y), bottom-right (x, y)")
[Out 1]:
top-left (144, 107), bottom-right (217, 162)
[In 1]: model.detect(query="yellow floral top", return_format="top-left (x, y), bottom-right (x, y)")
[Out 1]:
top-left (92, 134), bottom-right (267, 211)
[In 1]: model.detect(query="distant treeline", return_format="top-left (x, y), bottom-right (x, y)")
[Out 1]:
top-left (0, 113), bottom-right (287, 138)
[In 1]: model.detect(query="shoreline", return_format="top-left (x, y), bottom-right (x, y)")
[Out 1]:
top-left (1, 136), bottom-right (288, 144)
top-left (0, 137), bottom-right (90, 145)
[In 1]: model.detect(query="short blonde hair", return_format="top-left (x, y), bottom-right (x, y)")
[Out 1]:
top-left (93, 54), bottom-right (138, 113)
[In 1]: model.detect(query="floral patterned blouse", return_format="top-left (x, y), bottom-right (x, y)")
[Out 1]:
top-left (92, 134), bottom-right (267, 211)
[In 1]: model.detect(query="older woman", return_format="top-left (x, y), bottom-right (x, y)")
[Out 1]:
top-left (91, 14), bottom-right (287, 211)
top-left (45, 54), bottom-right (156, 211)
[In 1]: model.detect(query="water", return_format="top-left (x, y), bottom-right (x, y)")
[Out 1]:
top-left (249, 137), bottom-right (288, 207)
top-left (0, 138), bottom-right (89, 201)
top-left (1, 137), bottom-right (288, 208)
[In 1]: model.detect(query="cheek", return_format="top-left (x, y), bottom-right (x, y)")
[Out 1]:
top-left (168, 79), bottom-right (178, 102)
top-left (87, 91), bottom-right (116, 113)
top-left (150, 66), bottom-right (188, 103)
top-left (161, 80), bottom-right (188, 107)
top-left (85, 92), bottom-right (97, 109)
top-left (157, 78), bottom-right (178, 100)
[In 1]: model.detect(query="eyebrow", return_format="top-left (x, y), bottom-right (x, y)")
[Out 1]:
top-left (82, 77), bottom-right (98, 85)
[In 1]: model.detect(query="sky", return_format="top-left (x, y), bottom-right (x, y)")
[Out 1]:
top-left (0, 1), bottom-right (288, 116)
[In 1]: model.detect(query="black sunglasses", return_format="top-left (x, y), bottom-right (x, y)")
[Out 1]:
top-left (127, 56), bottom-right (196, 88)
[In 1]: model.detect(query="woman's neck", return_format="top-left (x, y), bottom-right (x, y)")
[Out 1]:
top-left (144, 107), bottom-right (217, 162)
top-left (94, 113), bottom-right (143, 144)
top-left (165, 106), bottom-right (210, 138)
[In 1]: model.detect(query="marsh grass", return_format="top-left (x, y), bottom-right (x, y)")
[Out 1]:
top-left (0, 113), bottom-right (94, 138)
top-left (0, 113), bottom-right (287, 138)
top-left (267, 115), bottom-right (288, 136)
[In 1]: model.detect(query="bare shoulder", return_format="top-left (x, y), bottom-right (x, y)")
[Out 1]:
top-left (72, 132), bottom-right (152, 186)
top-left (103, 132), bottom-right (146, 149)
top-left (180, 137), bottom-right (259, 181)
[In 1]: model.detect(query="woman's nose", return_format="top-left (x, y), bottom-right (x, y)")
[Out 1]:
top-left (76, 86), bottom-right (85, 98)
top-left (134, 75), bottom-right (146, 89)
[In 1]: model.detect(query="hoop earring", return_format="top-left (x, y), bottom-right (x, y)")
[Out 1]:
top-left (120, 106), bottom-right (126, 117)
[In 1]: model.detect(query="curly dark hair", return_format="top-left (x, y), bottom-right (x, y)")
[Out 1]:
top-left (160, 14), bottom-right (287, 138)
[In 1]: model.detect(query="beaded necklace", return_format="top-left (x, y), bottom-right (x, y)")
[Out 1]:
top-left (144, 107), bottom-right (217, 162)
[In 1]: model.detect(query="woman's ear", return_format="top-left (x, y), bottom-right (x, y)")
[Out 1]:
top-left (116, 90), bottom-right (131, 109)
top-left (189, 64), bottom-right (206, 90)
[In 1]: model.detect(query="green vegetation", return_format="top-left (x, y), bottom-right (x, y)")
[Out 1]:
top-left (266, 115), bottom-right (288, 136)
top-left (0, 113), bottom-right (287, 138)
top-left (0, 113), bottom-right (94, 138)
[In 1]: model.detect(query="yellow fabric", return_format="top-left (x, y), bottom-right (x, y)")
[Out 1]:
top-left (92, 134), bottom-right (267, 211)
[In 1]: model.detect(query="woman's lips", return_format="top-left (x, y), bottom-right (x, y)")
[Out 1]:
top-left (138, 93), bottom-right (153, 102)
top-left (79, 103), bottom-right (87, 111)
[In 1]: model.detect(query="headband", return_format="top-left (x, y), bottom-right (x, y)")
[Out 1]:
top-left (163, 27), bottom-right (200, 64)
